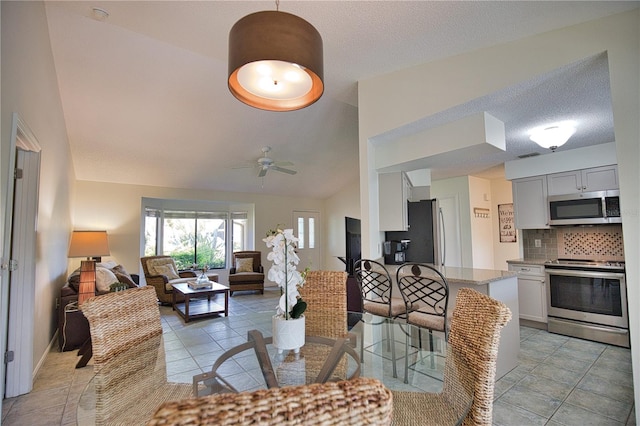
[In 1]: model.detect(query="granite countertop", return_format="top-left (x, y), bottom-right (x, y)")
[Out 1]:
top-left (506, 258), bottom-right (549, 266)
top-left (385, 263), bottom-right (516, 286)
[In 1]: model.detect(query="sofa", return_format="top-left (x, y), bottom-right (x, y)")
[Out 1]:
top-left (58, 261), bottom-right (139, 351)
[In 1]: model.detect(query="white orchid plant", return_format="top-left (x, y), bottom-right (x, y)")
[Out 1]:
top-left (263, 227), bottom-right (308, 320)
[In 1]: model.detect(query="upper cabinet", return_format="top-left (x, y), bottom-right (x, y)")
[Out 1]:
top-left (379, 172), bottom-right (412, 231)
top-left (512, 175), bottom-right (549, 229)
top-left (547, 165), bottom-right (618, 196)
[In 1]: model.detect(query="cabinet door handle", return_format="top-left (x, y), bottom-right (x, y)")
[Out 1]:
top-left (521, 268), bottom-right (530, 272)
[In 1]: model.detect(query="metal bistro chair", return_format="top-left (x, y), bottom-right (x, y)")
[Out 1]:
top-left (354, 259), bottom-right (406, 378)
top-left (396, 262), bottom-right (450, 384)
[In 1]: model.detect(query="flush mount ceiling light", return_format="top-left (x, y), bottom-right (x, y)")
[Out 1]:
top-left (228, 1), bottom-right (323, 111)
top-left (529, 122), bottom-right (577, 151)
top-left (91, 7), bottom-right (109, 21)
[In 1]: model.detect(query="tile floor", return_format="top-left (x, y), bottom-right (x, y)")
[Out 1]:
top-left (1, 286), bottom-right (636, 425)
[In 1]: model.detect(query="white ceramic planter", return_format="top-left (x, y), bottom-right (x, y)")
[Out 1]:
top-left (272, 315), bottom-right (305, 353)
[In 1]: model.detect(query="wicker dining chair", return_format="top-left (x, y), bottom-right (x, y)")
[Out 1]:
top-left (294, 270), bottom-right (352, 382)
top-left (391, 288), bottom-right (512, 426)
top-left (396, 262), bottom-right (450, 384)
top-left (80, 286), bottom-right (192, 424)
top-left (354, 259), bottom-right (405, 377)
top-left (148, 377), bottom-right (393, 425)
top-left (299, 270), bottom-right (349, 339)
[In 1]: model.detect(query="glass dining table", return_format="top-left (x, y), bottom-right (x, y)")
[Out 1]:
top-left (77, 311), bottom-right (469, 425)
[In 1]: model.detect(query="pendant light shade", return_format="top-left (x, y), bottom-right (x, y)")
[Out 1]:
top-left (228, 10), bottom-right (324, 111)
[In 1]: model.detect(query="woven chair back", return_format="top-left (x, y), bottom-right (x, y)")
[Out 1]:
top-left (80, 286), bottom-right (162, 369)
top-left (354, 259), bottom-right (393, 310)
top-left (446, 287), bottom-right (512, 426)
top-left (298, 270), bottom-right (347, 339)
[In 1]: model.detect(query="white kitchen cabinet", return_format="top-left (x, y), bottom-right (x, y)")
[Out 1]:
top-left (512, 175), bottom-right (549, 229)
top-left (379, 171), bottom-right (411, 231)
top-left (547, 165), bottom-right (618, 196)
top-left (508, 263), bottom-right (547, 323)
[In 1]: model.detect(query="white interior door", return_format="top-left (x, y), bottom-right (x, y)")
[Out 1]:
top-left (293, 211), bottom-right (321, 271)
top-left (1, 114), bottom-right (42, 398)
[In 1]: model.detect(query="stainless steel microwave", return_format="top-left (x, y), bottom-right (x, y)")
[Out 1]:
top-left (548, 189), bottom-right (621, 225)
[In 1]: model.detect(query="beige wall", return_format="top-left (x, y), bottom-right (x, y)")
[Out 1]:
top-left (323, 180), bottom-right (360, 273)
top-left (359, 10), bottom-right (639, 417)
top-left (469, 176), bottom-right (494, 269)
top-left (73, 180), bottom-right (325, 285)
top-left (491, 178), bottom-right (520, 270)
top-left (1, 1), bottom-right (75, 385)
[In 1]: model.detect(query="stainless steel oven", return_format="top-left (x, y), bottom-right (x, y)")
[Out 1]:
top-left (545, 259), bottom-right (629, 347)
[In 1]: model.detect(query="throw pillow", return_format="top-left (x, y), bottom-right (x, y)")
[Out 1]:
top-left (111, 264), bottom-right (138, 288)
top-left (236, 257), bottom-right (254, 273)
top-left (67, 271), bottom-right (81, 292)
top-left (148, 258), bottom-right (178, 276)
top-left (95, 267), bottom-right (119, 293)
top-left (97, 260), bottom-right (118, 270)
top-left (155, 264), bottom-right (180, 280)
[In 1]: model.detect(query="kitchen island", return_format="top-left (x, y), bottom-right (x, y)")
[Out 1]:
top-left (384, 263), bottom-right (519, 379)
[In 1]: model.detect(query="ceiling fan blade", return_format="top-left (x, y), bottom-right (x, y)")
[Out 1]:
top-left (271, 166), bottom-right (297, 175)
top-left (273, 161), bottom-right (294, 167)
top-left (258, 167), bottom-right (268, 177)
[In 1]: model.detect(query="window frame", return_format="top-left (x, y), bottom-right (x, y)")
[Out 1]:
top-left (141, 198), bottom-right (254, 270)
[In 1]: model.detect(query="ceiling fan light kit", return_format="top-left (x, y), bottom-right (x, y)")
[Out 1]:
top-left (228, 8), bottom-right (324, 111)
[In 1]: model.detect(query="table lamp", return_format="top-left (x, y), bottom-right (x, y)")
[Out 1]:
top-left (68, 230), bottom-right (110, 304)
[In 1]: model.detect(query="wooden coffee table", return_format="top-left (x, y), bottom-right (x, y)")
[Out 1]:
top-left (171, 282), bottom-right (230, 322)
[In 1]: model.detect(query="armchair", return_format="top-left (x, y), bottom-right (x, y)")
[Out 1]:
top-left (140, 256), bottom-right (196, 305)
top-left (228, 251), bottom-right (264, 296)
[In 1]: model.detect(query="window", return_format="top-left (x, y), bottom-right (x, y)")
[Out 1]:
top-left (143, 200), bottom-right (253, 270)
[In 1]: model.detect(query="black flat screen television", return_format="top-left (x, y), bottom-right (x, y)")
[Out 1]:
top-left (345, 217), bottom-right (361, 276)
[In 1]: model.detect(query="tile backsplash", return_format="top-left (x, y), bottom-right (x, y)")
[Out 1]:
top-left (523, 225), bottom-right (624, 261)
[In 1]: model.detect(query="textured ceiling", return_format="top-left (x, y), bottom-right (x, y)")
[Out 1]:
top-left (43, 1), bottom-right (637, 198)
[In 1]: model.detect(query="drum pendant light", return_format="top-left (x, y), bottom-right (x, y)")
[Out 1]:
top-left (228, 4), bottom-right (323, 111)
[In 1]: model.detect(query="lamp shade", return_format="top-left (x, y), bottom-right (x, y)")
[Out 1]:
top-left (68, 231), bottom-right (110, 259)
top-left (228, 10), bottom-right (323, 111)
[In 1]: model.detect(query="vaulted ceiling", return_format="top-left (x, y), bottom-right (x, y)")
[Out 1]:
top-left (44, 1), bottom-right (638, 198)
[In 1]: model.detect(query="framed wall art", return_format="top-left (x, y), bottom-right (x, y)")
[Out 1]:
top-left (498, 203), bottom-right (516, 243)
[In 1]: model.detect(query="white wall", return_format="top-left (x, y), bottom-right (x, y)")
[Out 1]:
top-left (1, 1), bottom-right (75, 389)
top-left (358, 10), bottom-right (639, 417)
top-left (491, 179), bottom-right (520, 270)
top-left (323, 180), bottom-right (360, 273)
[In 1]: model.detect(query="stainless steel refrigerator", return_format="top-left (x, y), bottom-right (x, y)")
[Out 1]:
top-left (385, 199), bottom-right (444, 266)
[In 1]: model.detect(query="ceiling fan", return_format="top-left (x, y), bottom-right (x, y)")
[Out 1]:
top-left (236, 146), bottom-right (297, 178)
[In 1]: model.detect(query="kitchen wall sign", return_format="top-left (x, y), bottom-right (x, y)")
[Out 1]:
top-left (499, 203), bottom-right (516, 243)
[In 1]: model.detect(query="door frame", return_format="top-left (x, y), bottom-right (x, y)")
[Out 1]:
top-left (1, 113), bottom-right (42, 398)
top-left (292, 210), bottom-right (321, 271)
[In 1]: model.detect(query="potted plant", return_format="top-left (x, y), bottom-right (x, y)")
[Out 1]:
top-left (263, 226), bottom-right (308, 353)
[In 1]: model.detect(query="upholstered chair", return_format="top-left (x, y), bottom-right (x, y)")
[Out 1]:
top-left (140, 256), bottom-right (196, 305)
top-left (228, 251), bottom-right (264, 296)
